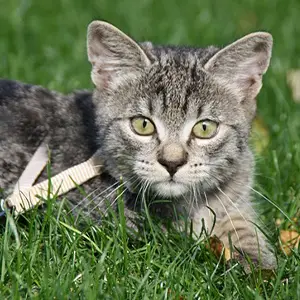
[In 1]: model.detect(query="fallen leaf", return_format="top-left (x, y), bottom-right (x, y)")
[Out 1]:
top-left (207, 236), bottom-right (231, 262)
top-left (276, 216), bottom-right (299, 230)
top-left (167, 289), bottom-right (185, 300)
top-left (287, 69), bottom-right (300, 103)
top-left (279, 230), bottom-right (300, 255)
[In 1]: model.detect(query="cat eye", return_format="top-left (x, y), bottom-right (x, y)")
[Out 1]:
top-left (192, 120), bottom-right (218, 139)
top-left (131, 116), bottom-right (155, 136)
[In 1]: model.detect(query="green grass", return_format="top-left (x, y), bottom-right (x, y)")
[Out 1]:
top-left (1, 0), bottom-right (300, 298)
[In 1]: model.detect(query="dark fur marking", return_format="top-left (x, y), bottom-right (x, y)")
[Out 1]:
top-left (182, 86), bottom-right (192, 114)
top-left (230, 125), bottom-right (246, 153)
top-left (148, 96), bottom-right (153, 114)
top-left (75, 91), bottom-right (98, 154)
top-left (155, 80), bottom-right (167, 111)
top-left (197, 104), bottom-right (202, 119)
top-left (0, 79), bottom-right (33, 104)
top-left (190, 61), bottom-right (198, 81)
top-left (225, 157), bottom-right (235, 165)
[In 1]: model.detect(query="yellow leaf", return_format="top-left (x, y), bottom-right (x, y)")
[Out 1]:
top-left (207, 236), bottom-right (231, 262)
top-left (279, 230), bottom-right (300, 255)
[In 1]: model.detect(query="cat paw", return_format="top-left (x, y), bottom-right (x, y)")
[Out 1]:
top-left (208, 236), bottom-right (277, 273)
top-left (228, 248), bottom-right (277, 274)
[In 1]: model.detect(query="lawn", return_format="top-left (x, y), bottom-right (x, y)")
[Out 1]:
top-left (0, 0), bottom-right (300, 298)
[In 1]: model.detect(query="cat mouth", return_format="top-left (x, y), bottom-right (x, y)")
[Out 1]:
top-left (152, 180), bottom-right (188, 197)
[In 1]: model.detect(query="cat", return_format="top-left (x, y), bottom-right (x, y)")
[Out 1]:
top-left (0, 20), bottom-right (276, 270)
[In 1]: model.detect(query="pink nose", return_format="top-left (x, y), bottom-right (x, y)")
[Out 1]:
top-left (157, 143), bottom-right (188, 176)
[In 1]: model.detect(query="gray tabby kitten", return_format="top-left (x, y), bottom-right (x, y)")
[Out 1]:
top-left (0, 21), bottom-right (276, 270)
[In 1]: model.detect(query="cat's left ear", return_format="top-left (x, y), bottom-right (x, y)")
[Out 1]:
top-left (87, 21), bottom-right (151, 90)
top-left (204, 32), bottom-right (273, 101)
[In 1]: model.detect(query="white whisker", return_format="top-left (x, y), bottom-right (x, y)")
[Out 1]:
top-left (104, 187), bottom-right (129, 214)
top-left (88, 180), bottom-right (128, 213)
top-left (249, 186), bottom-right (294, 223)
top-left (214, 192), bottom-right (243, 252)
top-left (68, 181), bottom-right (120, 214)
top-left (203, 191), bottom-right (212, 220)
top-left (217, 187), bottom-right (249, 225)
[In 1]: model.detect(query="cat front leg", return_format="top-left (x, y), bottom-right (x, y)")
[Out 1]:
top-left (192, 203), bottom-right (277, 272)
top-left (212, 210), bottom-right (277, 272)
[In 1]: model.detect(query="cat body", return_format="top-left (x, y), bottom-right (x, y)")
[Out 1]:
top-left (0, 21), bottom-right (276, 270)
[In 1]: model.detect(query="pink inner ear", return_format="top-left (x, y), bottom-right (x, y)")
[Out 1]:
top-left (95, 69), bottom-right (111, 89)
top-left (243, 73), bottom-right (263, 100)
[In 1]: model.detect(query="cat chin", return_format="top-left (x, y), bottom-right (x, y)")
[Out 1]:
top-left (152, 181), bottom-right (188, 197)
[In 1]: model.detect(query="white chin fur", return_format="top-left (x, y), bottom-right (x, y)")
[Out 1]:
top-left (153, 181), bottom-right (188, 197)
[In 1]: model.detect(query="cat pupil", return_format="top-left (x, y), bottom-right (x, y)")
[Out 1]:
top-left (202, 123), bottom-right (207, 131)
top-left (143, 119), bottom-right (147, 128)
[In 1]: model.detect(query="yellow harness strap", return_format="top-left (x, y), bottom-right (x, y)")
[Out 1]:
top-left (5, 147), bottom-right (102, 215)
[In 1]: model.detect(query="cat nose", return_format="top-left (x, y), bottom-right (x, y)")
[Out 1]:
top-left (158, 157), bottom-right (187, 176)
top-left (157, 143), bottom-right (188, 176)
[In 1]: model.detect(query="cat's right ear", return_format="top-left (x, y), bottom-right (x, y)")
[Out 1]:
top-left (87, 21), bottom-right (151, 90)
top-left (204, 32), bottom-right (273, 102)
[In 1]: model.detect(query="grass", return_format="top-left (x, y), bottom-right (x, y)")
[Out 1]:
top-left (0, 0), bottom-right (300, 298)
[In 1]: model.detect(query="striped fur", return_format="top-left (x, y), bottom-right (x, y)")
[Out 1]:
top-left (0, 21), bottom-right (276, 270)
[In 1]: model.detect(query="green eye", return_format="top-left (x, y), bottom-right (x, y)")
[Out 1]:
top-left (192, 120), bottom-right (218, 139)
top-left (131, 117), bottom-right (155, 136)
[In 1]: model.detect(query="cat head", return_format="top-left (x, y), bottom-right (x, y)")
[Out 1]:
top-left (87, 21), bottom-right (273, 199)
